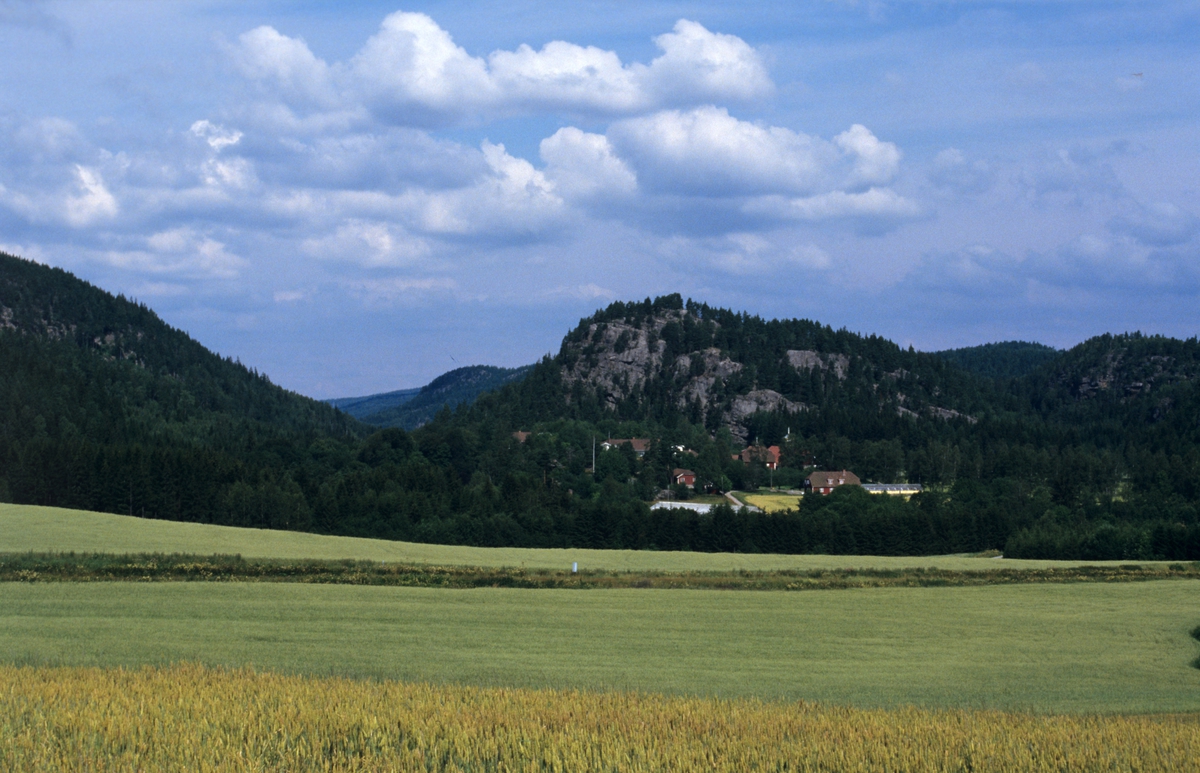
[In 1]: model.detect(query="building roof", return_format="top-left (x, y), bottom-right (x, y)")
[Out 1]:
top-left (862, 483), bottom-right (923, 494)
top-left (603, 438), bottom-right (651, 453)
top-left (740, 445), bottom-right (780, 464)
top-left (807, 470), bottom-right (861, 487)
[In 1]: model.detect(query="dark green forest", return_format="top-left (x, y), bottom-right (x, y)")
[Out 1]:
top-left (933, 341), bottom-right (1062, 381)
top-left (357, 364), bottom-right (534, 430)
top-left (3, 252), bottom-right (1199, 560)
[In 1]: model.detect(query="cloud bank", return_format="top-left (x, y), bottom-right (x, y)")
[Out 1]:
top-left (231, 15), bottom-right (773, 124)
top-left (1, 2), bottom-right (1195, 395)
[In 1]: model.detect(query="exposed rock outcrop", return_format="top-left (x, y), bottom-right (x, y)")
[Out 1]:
top-left (674, 348), bottom-right (743, 410)
top-left (561, 317), bottom-right (671, 408)
top-left (558, 306), bottom-right (978, 439)
top-left (726, 390), bottom-right (808, 442)
top-left (895, 393), bottom-right (976, 423)
top-left (1064, 349), bottom-right (1195, 401)
top-left (786, 349), bottom-right (849, 380)
top-left (927, 406), bottom-right (978, 424)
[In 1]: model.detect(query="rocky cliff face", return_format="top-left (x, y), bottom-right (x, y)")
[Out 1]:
top-left (552, 302), bottom-right (984, 444)
top-left (558, 307), bottom-right (974, 441)
top-left (561, 314), bottom-right (673, 407)
top-left (561, 310), bottom-right (789, 440)
top-left (786, 349), bottom-right (849, 380)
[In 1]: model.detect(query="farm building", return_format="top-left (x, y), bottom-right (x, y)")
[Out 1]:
top-left (672, 468), bottom-right (697, 488)
top-left (807, 470), bottom-right (861, 495)
top-left (738, 445), bottom-right (781, 470)
top-left (861, 483), bottom-right (924, 497)
top-left (602, 438), bottom-right (651, 457)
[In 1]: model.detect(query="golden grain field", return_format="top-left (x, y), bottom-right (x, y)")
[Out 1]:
top-left (742, 492), bottom-right (803, 513)
top-left (2, 664), bottom-right (1198, 772)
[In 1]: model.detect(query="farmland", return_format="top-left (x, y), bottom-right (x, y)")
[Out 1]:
top-left (741, 491), bottom-right (804, 512)
top-left (5, 503), bottom-right (1200, 770)
top-left (4, 664), bottom-right (1198, 773)
top-left (0, 503), bottom-right (1165, 572)
top-left (2, 579), bottom-right (1199, 712)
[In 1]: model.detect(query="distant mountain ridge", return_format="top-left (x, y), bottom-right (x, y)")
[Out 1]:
top-left (932, 341), bottom-right (1061, 381)
top-left (326, 388), bottom-right (422, 419)
top-left (348, 365), bottom-right (534, 430)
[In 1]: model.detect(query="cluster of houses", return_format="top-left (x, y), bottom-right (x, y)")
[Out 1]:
top-left (519, 433), bottom-right (920, 497)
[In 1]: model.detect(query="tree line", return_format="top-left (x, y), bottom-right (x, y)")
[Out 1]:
top-left (4, 261), bottom-right (1200, 561)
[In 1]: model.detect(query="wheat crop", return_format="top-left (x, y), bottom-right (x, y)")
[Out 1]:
top-left (2, 663), bottom-right (1197, 772)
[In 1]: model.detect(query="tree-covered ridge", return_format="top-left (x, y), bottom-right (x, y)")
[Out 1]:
top-left (327, 388), bottom-right (422, 419)
top-left (933, 341), bottom-right (1061, 381)
top-left (547, 294), bottom-right (995, 444)
top-left (0, 251), bottom-right (359, 437)
top-left (4, 259), bottom-right (1200, 562)
top-left (0, 250), bottom-right (364, 524)
top-left (361, 364), bottom-right (534, 430)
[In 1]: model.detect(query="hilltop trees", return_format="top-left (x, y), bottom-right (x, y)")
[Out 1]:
top-left (4, 254), bottom-right (1200, 560)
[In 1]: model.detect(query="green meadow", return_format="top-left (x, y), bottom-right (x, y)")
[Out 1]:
top-left (2, 580), bottom-right (1198, 713)
top-left (0, 503), bottom-right (1165, 572)
top-left (4, 503), bottom-right (1199, 714)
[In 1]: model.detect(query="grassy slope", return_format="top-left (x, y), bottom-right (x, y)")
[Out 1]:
top-left (2, 580), bottom-right (1198, 712)
top-left (0, 503), bottom-right (1164, 571)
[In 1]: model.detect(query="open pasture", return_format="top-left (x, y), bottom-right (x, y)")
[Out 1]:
top-left (2, 579), bottom-right (1199, 713)
top-left (4, 663), bottom-right (1198, 773)
top-left (0, 503), bottom-right (1167, 572)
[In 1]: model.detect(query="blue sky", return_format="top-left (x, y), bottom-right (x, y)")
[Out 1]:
top-left (1, 0), bottom-right (1197, 398)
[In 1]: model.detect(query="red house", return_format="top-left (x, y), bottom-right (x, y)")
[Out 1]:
top-left (672, 468), bottom-right (697, 488)
top-left (740, 445), bottom-right (781, 470)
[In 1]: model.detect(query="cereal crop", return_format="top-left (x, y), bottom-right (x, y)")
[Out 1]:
top-left (2, 663), bottom-right (1197, 772)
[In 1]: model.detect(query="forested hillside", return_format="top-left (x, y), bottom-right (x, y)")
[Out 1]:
top-left (326, 388), bottom-right (421, 420)
top-left (357, 365), bottom-right (533, 430)
top-left (933, 341), bottom-right (1061, 381)
top-left (0, 251), bottom-right (363, 526)
top-left (3, 255), bottom-right (1199, 561)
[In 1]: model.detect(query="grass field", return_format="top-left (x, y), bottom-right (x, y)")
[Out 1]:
top-left (0, 503), bottom-right (1165, 572)
top-left (3, 579), bottom-right (1199, 712)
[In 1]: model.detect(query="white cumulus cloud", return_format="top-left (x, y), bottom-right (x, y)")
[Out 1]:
top-left (229, 14), bottom-right (771, 126)
top-left (399, 141), bottom-right (564, 237)
top-left (229, 25), bottom-right (339, 108)
top-left (540, 127), bottom-right (637, 201)
top-left (64, 165), bottom-right (118, 226)
top-left (102, 228), bottom-right (247, 279)
top-left (190, 120), bottom-right (243, 151)
top-left (303, 219), bottom-right (430, 267)
top-left (606, 107), bottom-right (902, 200)
top-left (834, 124), bottom-right (901, 188)
top-left (745, 187), bottom-right (921, 221)
top-left (644, 20), bottom-right (773, 106)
